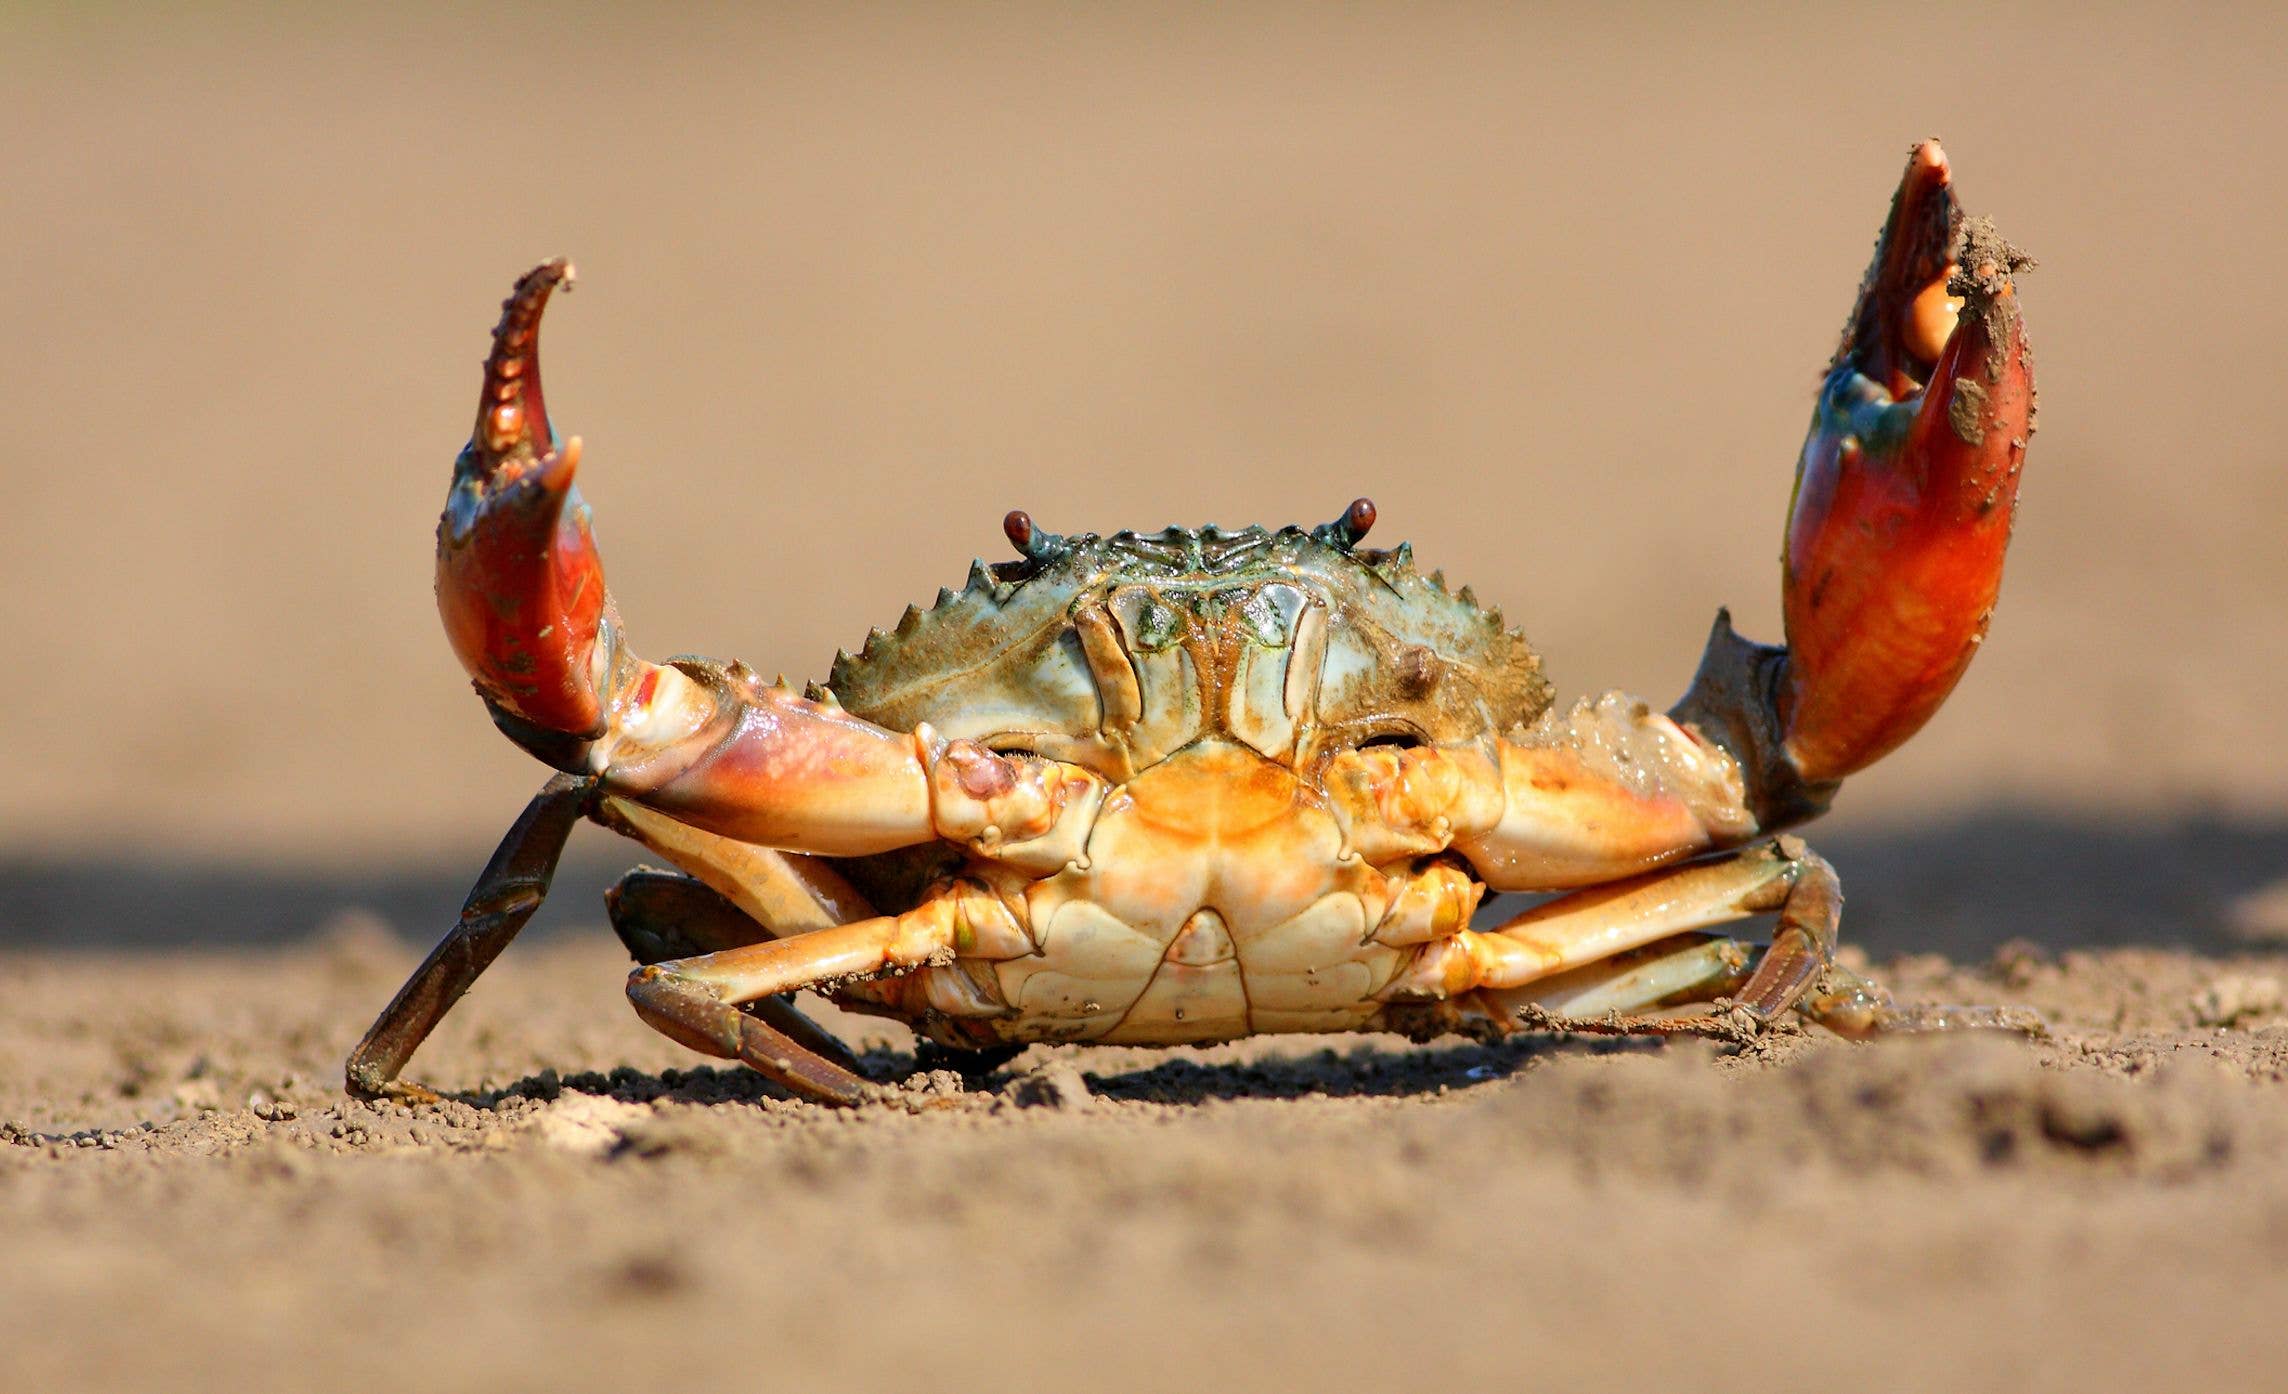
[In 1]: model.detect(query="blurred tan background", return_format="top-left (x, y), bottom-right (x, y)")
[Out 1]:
top-left (3, 5), bottom-right (2283, 937)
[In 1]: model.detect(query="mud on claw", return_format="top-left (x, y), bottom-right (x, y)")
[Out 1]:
top-left (351, 140), bottom-right (2040, 1105)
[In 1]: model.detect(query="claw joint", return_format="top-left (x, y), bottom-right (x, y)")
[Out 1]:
top-left (1669, 609), bottom-right (1838, 832)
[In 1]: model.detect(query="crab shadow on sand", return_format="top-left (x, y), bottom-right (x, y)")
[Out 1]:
top-left (455, 1031), bottom-right (1669, 1114)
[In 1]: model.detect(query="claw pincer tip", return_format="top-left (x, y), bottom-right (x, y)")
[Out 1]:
top-left (478, 259), bottom-right (575, 456)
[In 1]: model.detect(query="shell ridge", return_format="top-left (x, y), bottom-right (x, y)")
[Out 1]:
top-left (828, 522), bottom-right (1548, 733)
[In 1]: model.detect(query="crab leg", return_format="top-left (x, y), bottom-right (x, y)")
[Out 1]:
top-left (605, 869), bottom-right (864, 1073)
top-left (1487, 838), bottom-right (1825, 1010)
top-left (1327, 693), bottom-right (1760, 891)
top-left (1382, 839), bottom-right (1834, 1023)
top-left (596, 795), bottom-right (882, 1074)
top-left (437, 261), bottom-right (1092, 858)
top-left (346, 773), bottom-right (594, 1100)
top-left (1330, 676), bottom-right (1856, 1029)
top-left (1503, 933), bottom-right (1758, 1019)
top-left (590, 794), bottom-right (877, 937)
top-left (1400, 841), bottom-right (2035, 1039)
top-left (624, 882), bottom-right (1021, 1104)
top-left (345, 776), bottom-right (890, 1099)
top-left (1494, 931), bottom-right (2039, 1039)
top-left (1734, 140), bottom-right (2036, 789)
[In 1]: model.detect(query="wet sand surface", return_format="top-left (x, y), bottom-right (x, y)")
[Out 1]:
top-left (5, 6), bottom-right (2287, 1391)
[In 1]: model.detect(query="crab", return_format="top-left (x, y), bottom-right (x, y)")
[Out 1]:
top-left (349, 140), bottom-right (2037, 1106)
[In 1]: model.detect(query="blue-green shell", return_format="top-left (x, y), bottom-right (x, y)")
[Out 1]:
top-left (821, 523), bottom-right (1549, 774)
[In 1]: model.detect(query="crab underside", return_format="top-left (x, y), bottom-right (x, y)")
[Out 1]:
top-left (352, 141), bottom-right (2038, 1105)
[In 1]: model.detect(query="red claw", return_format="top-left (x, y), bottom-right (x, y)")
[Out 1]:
top-left (436, 259), bottom-right (614, 737)
top-left (1778, 141), bottom-right (2036, 784)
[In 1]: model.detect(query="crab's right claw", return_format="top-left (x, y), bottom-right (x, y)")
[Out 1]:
top-left (436, 259), bottom-right (613, 737)
top-left (1777, 141), bottom-right (2036, 784)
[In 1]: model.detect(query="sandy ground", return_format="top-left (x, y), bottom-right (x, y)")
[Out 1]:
top-left (9, 936), bottom-right (2288, 1392)
top-left (5, 5), bottom-right (2288, 1391)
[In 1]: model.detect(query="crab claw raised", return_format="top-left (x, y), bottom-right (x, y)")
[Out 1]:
top-left (436, 259), bottom-right (613, 737)
top-left (1777, 141), bottom-right (2036, 783)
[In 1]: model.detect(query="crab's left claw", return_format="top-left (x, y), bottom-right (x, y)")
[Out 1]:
top-left (1774, 140), bottom-right (2036, 784)
top-left (436, 259), bottom-right (613, 738)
